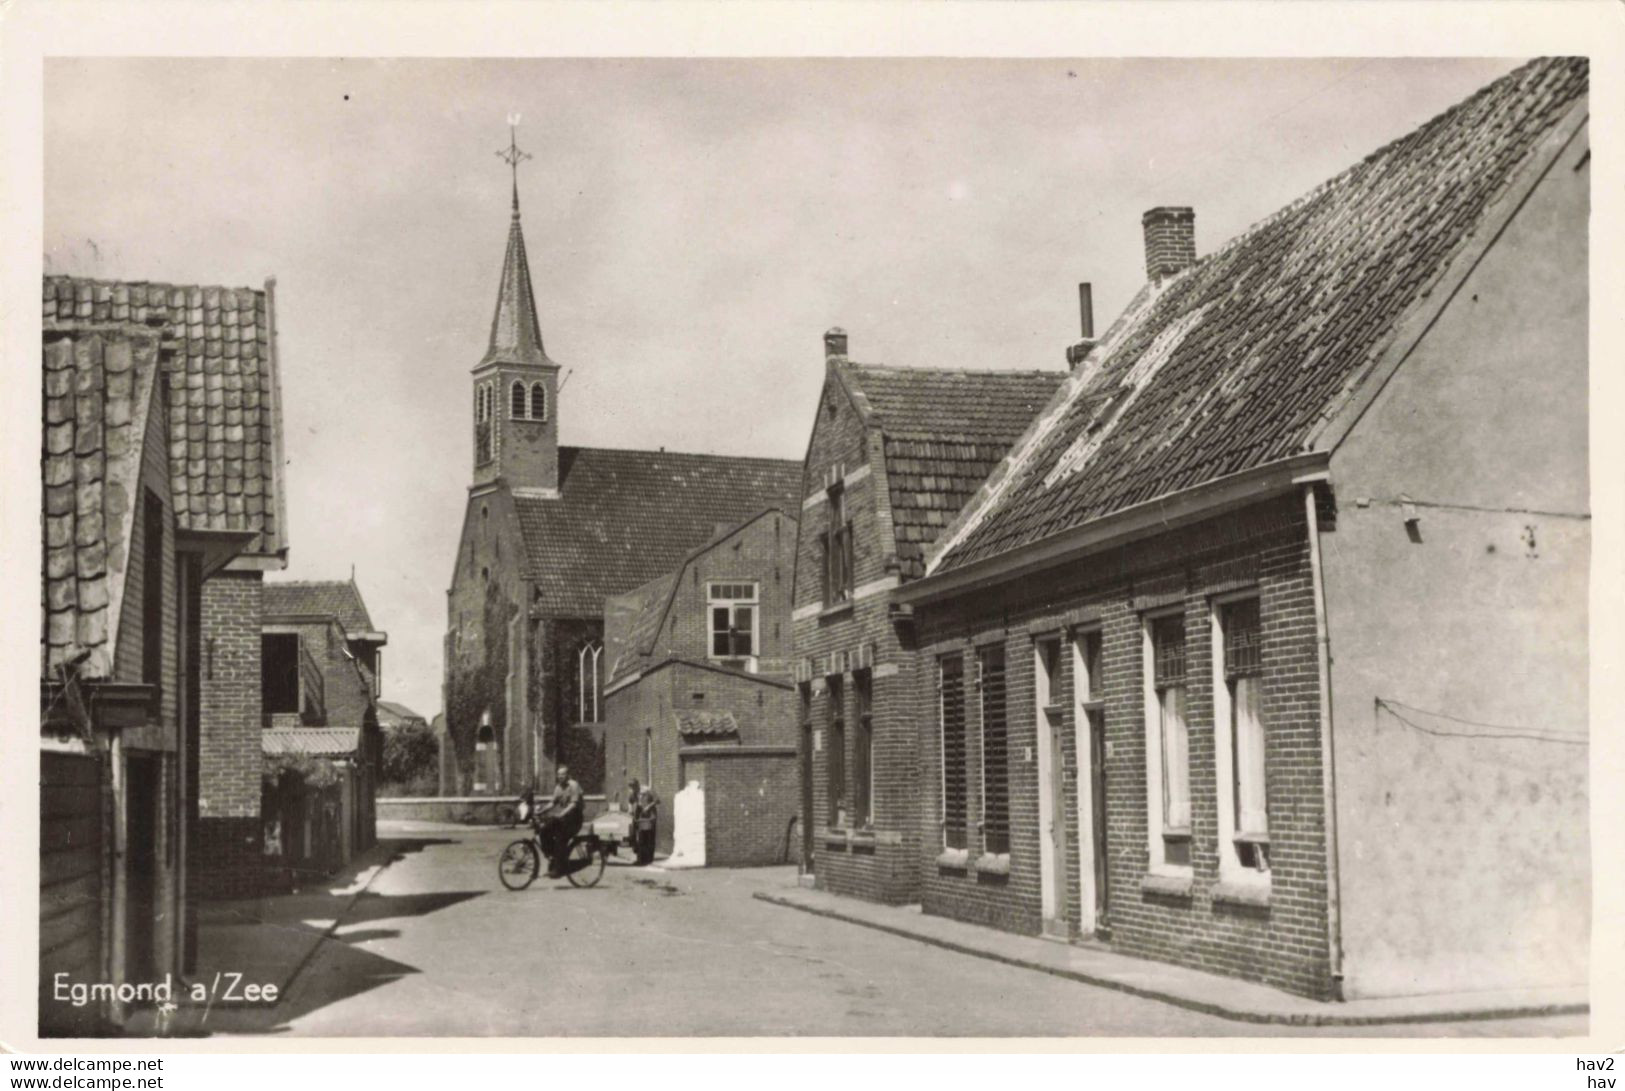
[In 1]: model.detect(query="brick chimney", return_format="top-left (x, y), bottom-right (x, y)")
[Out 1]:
top-left (824, 327), bottom-right (848, 359)
top-left (1066, 282), bottom-right (1096, 371)
top-left (1142, 206), bottom-right (1196, 281)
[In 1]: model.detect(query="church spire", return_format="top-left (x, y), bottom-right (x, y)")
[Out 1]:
top-left (483, 117), bottom-right (549, 368)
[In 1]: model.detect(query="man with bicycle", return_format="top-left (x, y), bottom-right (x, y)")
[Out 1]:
top-left (536, 764), bottom-right (584, 877)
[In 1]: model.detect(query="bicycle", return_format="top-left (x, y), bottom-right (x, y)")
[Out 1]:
top-left (498, 817), bottom-right (609, 890)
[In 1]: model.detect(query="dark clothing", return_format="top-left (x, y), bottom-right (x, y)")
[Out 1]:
top-left (632, 789), bottom-right (659, 865)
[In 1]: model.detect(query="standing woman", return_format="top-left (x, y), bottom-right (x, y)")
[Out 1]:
top-left (633, 784), bottom-right (659, 865)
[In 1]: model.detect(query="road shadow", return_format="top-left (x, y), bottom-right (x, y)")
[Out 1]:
top-left (341, 890), bottom-right (485, 927)
top-left (192, 933), bottom-right (423, 1036)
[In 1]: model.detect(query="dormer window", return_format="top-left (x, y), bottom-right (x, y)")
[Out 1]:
top-left (530, 382), bottom-right (547, 422)
top-left (511, 380), bottom-right (528, 420)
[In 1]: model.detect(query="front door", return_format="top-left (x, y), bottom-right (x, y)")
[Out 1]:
top-left (1087, 705), bottom-right (1110, 938)
top-left (125, 754), bottom-right (161, 985)
top-left (800, 723), bottom-right (815, 872)
top-left (1074, 630), bottom-right (1109, 939)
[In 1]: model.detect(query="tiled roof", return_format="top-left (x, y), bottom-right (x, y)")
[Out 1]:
top-left (41, 327), bottom-right (164, 679)
top-left (42, 276), bottom-right (288, 558)
top-left (262, 726), bottom-right (362, 758)
top-left (514, 447), bottom-right (802, 617)
top-left (674, 710), bottom-right (739, 737)
top-left (934, 57), bottom-right (1588, 574)
top-left (376, 700), bottom-right (426, 727)
top-left (264, 579), bottom-right (379, 636)
top-left (481, 200), bottom-right (551, 369)
top-left (840, 364), bottom-right (1066, 580)
top-left (606, 570), bottom-right (679, 686)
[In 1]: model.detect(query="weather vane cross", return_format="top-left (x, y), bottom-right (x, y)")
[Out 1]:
top-left (497, 113), bottom-right (532, 213)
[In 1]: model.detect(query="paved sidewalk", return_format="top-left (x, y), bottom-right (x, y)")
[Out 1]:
top-left (753, 882), bottom-right (1588, 1028)
top-left (127, 840), bottom-right (399, 1035)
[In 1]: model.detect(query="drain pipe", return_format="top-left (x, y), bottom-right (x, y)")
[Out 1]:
top-left (1304, 481), bottom-right (1345, 999)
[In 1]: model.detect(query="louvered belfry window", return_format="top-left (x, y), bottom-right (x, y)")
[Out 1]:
top-left (978, 645), bottom-right (1010, 855)
top-left (940, 655), bottom-right (969, 850)
top-left (511, 380), bottom-right (528, 420)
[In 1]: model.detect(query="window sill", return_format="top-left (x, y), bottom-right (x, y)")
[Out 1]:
top-left (822, 828), bottom-right (849, 849)
top-left (936, 848), bottom-right (972, 871)
top-left (973, 852), bottom-right (1011, 877)
top-left (1212, 878), bottom-right (1272, 908)
top-left (819, 600), bottom-right (855, 621)
top-left (1140, 872), bottom-right (1195, 900)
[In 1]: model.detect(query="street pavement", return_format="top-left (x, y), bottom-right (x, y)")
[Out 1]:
top-left (201, 827), bottom-right (1586, 1038)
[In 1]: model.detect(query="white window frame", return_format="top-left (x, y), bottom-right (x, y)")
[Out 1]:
top-left (707, 581), bottom-right (760, 669)
top-left (1142, 608), bottom-right (1193, 878)
top-left (1211, 592), bottom-right (1270, 886)
top-left (578, 642), bottom-right (602, 723)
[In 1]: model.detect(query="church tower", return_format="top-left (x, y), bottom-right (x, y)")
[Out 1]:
top-left (472, 127), bottom-right (560, 494)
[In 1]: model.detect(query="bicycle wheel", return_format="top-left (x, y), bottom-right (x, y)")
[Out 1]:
top-left (498, 839), bottom-right (540, 890)
top-left (564, 836), bottom-right (605, 888)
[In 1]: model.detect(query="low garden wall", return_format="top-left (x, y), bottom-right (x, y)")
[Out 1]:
top-left (378, 794), bottom-right (611, 826)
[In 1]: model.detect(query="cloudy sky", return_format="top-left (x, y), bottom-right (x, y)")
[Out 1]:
top-left (45, 56), bottom-right (1522, 718)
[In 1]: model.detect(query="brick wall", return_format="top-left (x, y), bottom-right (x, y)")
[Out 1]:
top-left (794, 365), bottom-right (920, 905)
top-left (694, 748), bottom-right (800, 866)
top-left (604, 660), bottom-right (796, 859)
top-left (914, 494), bottom-right (1334, 999)
top-left (195, 569), bottom-right (265, 899)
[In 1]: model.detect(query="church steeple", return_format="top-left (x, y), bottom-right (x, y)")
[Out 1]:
top-left (472, 117), bottom-right (561, 494)
top-left (482, 123), bottom-right (550, 369)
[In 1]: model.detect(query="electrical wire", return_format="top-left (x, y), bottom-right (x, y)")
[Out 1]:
top-left (1375, 696), bottom-right (1587, 746)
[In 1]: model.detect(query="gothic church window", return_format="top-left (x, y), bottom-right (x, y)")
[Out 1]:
top-left (578, 642), bottom-right (602, 723)
top-left (511, 380), bottom-right (527, 420)
top-left (530, 382), bottom-right (546, 421)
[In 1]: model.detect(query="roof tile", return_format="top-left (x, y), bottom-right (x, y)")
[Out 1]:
top-left (937, 57), bottom-right (1587, 573)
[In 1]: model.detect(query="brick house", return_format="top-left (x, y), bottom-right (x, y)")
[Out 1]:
top-left (792, 333), bottom-right (1064, 904)
top-left (895, 58), bottom-right (1589, 1001)
top-left (602, 508), bottom-right (800, 865)
top-left (443, 180), bottom-right (801, 800)
top-left (261, 579), bottom-right (388, 880)
top-left (40, 277), bottom-right (289, 1032)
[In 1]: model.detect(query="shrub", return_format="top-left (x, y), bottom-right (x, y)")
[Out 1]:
top-left (383, 722), bottom-right (439, 788)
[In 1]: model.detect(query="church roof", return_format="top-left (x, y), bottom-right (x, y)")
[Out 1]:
top-left (932, 57), bottom-right (1588, 575)
top-left (479, 199), bottom-right (551, 369)
top-left (513, 446), bottom-right (802, 617)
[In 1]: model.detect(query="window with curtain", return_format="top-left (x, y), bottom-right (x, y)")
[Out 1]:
top-left (1223, 597), bottom-right (1269, 872)
top-left (940, 655), bottom-right (968, 850)
top-left (1151, 613), bottom-right (1191, 867)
